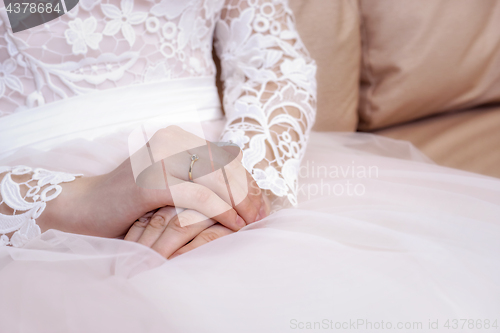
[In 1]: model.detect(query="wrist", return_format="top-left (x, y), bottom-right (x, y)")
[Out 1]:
top-left (36, 175), bottom-right (95, 234)
top-left (0, 167), bottom-right (84, 247)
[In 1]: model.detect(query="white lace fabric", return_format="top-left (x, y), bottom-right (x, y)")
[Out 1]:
top-left (0, 166), bottom-right (82, 247)
top-left (0, 0), bottom-right (317, 208)
top-left (216, 0), bottom-right (317, 208)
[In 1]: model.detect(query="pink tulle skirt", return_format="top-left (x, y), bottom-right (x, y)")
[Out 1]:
top-left (0, 95), bottom-right (499, 332)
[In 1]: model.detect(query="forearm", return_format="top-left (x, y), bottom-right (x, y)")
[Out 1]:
top-left (216, 0), bottom-right (317, 210)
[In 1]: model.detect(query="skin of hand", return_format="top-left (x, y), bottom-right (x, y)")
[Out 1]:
top-left (26, 125), bottom-right (268, 239)
top-left (128, 191), bottom-right (271, 259)
top-left (132, 125), bottom-right (265, 224)
top-left (124, 207), bottom-right (234, 259)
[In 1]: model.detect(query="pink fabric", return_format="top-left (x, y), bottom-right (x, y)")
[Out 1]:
top-left (0, 124), bottom-right (499, 332)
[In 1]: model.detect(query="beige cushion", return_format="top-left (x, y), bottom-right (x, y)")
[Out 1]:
top-left (359, 0), bottom-right (500, 130)
top-left (289, 0), bottom-right (360, 131)
top-left (375, 104), bottom-right (500, 179)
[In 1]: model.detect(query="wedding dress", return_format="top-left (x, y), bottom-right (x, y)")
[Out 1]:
top-left (0, 0), bottom-right (499, 332)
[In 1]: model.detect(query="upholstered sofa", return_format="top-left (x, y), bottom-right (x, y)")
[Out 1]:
top-left (287, 0), bottom-right (500, 179)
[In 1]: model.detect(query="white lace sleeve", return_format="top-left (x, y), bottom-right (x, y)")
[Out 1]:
top-left (0, 166), bottom-right (81, 247)
top-left (215, 0), bottom-right (317, 209)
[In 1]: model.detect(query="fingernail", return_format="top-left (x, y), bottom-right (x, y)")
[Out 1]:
top-left (236, 215), bottom-right (246, 228)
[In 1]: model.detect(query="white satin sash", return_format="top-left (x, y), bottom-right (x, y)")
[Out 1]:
top-left (0, 76), bottom-right (223, 159)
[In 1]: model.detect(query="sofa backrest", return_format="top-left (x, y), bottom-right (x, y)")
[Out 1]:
top-left (358, 0), bottom-right (500, 130)
top-left (217, 0), bottom-right (500, 132)
top-left (289, 0), bottom-right (360, 131)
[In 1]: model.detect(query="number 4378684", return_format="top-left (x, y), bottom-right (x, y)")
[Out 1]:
top-left (444, 319), bottom-right (498, 330)
top-left (6, 2), bottom-right (62, 14)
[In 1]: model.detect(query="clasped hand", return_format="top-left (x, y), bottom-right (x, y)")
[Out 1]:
top-left (124, 125), bottom-right (270, 258)
top-left (42, 125), bottom-right (270, 259)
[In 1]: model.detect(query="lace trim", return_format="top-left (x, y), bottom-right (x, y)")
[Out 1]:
top-left (0, 166), bottom-right (82, 247)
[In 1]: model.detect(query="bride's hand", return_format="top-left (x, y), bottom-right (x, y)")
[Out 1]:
top-left (124, 207), bottom-right (234, 259)
top-left (126, 186), bottom-right (270, 258)
top-left (131, 125), bottom-right (269, 228)
top-left (36, 125), bottom-right (269, 238)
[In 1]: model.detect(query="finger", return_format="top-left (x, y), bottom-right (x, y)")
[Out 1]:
top-left (193, 145), bottom-right (261, 224)
top-left (169, 224), bottom-right (234, 259)
top-left (194, 163), bottom-right (260, 225)
top-left (230, 167), bottom-right (264, 223)
top-left (138, 217), bottom-right (151, 223)
top-left (168, 181), bottom-right (246, 231)
top-left (162, 143), bottom-right (236, 201)
top-left (151, 210), bottom-right (215, 259)
top-left (236, 168), bottom-right (264, 222)
top-left (136, 206), bottom-right (178, 247)
top-left (141, 209), bottom-right (159, 219)
top-left (213, 144), bottom-right (254, 203)
top-left (124, 219), bottom-right (150, 242)
top-left (128, 126), bottom-right (197, 187)
top-left (217, 146), bottom-right (263, 221)
top-left (165, 141), bottom-right (253, 208)
top-left (142, 140), bottom-right (260, 225)
top-left (134, 167), bottom-right (247, 231)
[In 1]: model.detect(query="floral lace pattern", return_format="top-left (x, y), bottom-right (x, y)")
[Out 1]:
top-left (0, 0), bottom-right (317, 207)
top-left (0, 166), bottom-right (82, 247)
top-left (216, 0), bottom-right (317, 207)
top-left (0, 0), bottom-right (225, 114)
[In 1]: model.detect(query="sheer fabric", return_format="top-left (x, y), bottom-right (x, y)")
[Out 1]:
top-left (0, 126), bottom-right (499, 332)
top-left (0, 0), bottom-right (316, 207)
top-left (0, 0), bottom-right (498, 330)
